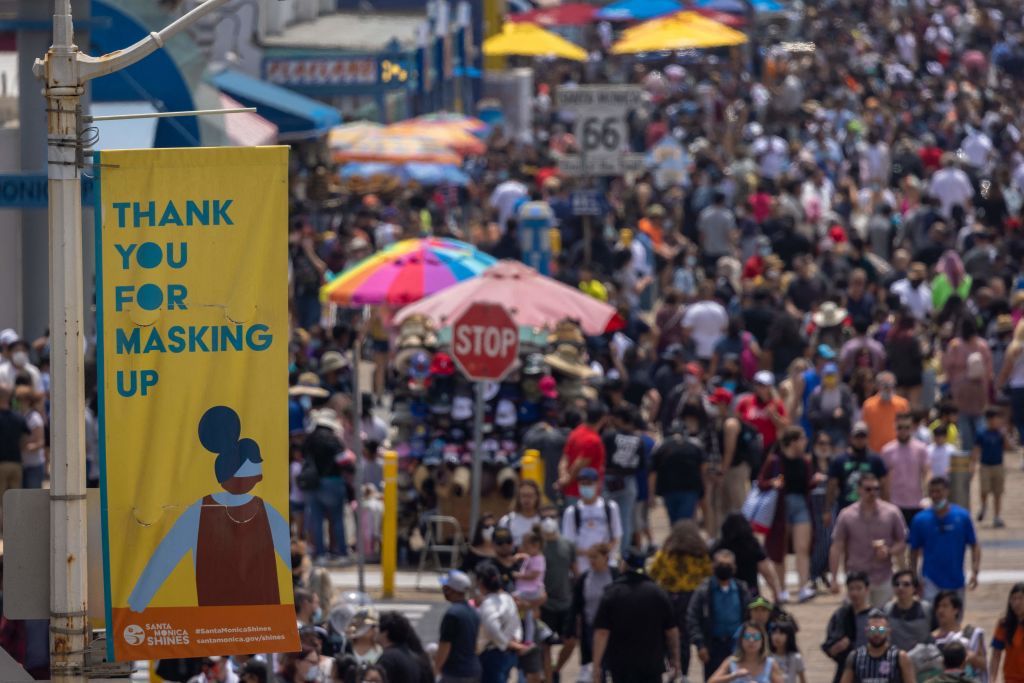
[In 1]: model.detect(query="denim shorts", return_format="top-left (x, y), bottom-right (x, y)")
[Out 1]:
top-left (784, 493), bottom-right (810, 525)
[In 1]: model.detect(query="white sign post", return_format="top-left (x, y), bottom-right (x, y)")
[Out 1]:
top-left (556, 85), bottom-right (646, 176)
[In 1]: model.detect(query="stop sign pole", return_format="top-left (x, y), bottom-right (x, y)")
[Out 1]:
top-left (450, 303), bottom-right (519, 535)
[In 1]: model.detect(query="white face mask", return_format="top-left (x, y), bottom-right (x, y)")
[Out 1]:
top-left (540, 518), bottom-right (559, 536)
top-left (579, 484), bottom-right (598, 500)
top-left (481, 527), bottom-right (494, 543)
top-left (11, 351), bottom-right (27, 369)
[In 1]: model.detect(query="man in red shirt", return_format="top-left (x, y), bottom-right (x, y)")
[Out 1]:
top-left (736, 371), bottom-right (789, 451)
top-left (557, 403), bottom-right (608, 502)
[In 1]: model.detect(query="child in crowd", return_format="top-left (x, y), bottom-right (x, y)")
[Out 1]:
top-left (928, 424), bottom-right (955, 479)
top-left (973, 407), bottom-right (1007, 528)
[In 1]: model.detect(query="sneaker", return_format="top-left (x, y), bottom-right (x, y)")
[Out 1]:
top-left (777, 590), bottom-right (791, 605)
top-left (798, 586), bottom-right (817, 603)
top-left (994, 517), bottom-right (1006, 528)
top-left (977, 507), bottom-right (986, 521)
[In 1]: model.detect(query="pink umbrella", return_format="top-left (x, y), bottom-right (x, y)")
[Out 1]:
top-left (395, 260), bottom-right (624, 335)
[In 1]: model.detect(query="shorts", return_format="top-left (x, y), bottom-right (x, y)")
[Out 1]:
top-left (900, 508), bottom-right (922, 528)
top-left (371, 338), bottom-right (389, 353)
top-left (518, 645), bottom-right (543, 673)
top-left (981, 464), bottom-right (1006, 496)
top-left (784, 493), bottom-right (810, 525)
top-left (540, 606), bottom-right (575, 640)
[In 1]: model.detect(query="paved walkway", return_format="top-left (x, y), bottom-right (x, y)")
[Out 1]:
top-left (333, 462), bottom-right (1024, 682)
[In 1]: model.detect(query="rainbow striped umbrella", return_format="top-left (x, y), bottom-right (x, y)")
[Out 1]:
top-left (321, 238), bottom-right (496, 307)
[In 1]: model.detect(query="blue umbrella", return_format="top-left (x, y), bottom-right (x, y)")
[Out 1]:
top-left (404, 163), bottom-right (471, 186)
top-left (339, 162), bottom-right (399, 179)
top-left (597, 0), bottom-right (681, 21)
top-left (695, 0), bottom-right (782, 12)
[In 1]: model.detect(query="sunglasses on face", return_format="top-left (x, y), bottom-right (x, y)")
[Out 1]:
top-left (867, 626), bottom-right (889, 634)
top-left (495, 539), bottom-right (513, 546)
top-left (742, 632), bottom-right (763, 642)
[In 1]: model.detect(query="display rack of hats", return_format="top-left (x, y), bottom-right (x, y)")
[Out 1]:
top-left (390, 314), bottom-right (603, 530)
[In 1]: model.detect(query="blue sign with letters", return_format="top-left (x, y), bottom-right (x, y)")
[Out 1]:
top-left (0, 174), bottom-right (95, 209)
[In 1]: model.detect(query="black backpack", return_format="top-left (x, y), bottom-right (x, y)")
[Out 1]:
top-left (735, 420), bottom-right (765, 474)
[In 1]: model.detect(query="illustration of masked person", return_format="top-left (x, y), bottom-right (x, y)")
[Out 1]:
top-left (128, 405), bottom-right (291, 610)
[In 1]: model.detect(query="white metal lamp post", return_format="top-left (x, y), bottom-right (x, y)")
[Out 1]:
top-left (34, 1), bottom-right (246, 680)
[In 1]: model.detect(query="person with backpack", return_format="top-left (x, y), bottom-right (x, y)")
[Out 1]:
top-left (649, 420), bottom-right (708, 525)
top-left (822, 572), bottom-right (875, 683)
top-left (560, 467), bottom-right (622, 573)
top-left (707, 388), bottom-right (763, 536)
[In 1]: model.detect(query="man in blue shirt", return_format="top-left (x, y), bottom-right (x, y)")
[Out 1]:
top-left (909, 477), bottom-right (981, 603)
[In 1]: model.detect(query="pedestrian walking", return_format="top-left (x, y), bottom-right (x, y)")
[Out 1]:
top-left (830, 472), bottom-right (907, 607)
top-left (591, 550), bottom-right (681, 683)
top-left (475, 563), bottom-right (529, 683)
top-left (883, 571), bottom-right (933, 653)
top-left (879, 412), bottom-right (930, 528)
top-left (649, 519), bottom-right (713, 679)
top-left (435, 570), bottom-right (481, 683)
top-left (757, 426), bottom-right (819, 604)
top-left (989, 583), bottom-right (1024, 683)
top-left (649, 421), bottom-right (707, 524)
top-left (687, 549), bottom-right (753, 680)
top-left (822, 571), bottom-right (874, 683)
top-left (708, 621), bottom-right (783, 683)
top-left (562, 467), bottom-right (622, 573)
top-left (909, 477), bottom-right (981, 602)
top-left (932, 591), bottom-right (988, 683)
top-left (838, 609), bottom-right (916, 683)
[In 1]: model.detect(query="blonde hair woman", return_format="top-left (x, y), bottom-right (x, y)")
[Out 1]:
top-left (778, 358), bottom-right (810, 426)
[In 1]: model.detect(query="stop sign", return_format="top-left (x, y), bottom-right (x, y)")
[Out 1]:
top-left (450, 302), bottom-right (519, 381)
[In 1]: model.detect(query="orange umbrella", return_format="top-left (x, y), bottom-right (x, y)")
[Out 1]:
top-left (332, 133), bottom-right (463, 165)
top-left (386, 123), bottom-right (487, 156)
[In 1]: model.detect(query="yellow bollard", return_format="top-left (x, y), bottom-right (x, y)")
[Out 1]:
top-left (382, 450), bottom-right (399, 598)
top-left (520, 449), bottom-right (546, 501)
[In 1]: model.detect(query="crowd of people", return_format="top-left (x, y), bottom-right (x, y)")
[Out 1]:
top-left (276, 0), bottom-right (1024, 677)
top-left (7, 0), bottom-right (1024, 680)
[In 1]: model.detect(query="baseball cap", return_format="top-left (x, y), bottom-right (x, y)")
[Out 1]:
top-left (346, 607), bottom-right (379, 637)
top-left (817, 344), bottom-right (837, 359)
top-left (538, 375), bottom-right (558, 399)
top-left (753, 370), bottom-right (775, 387)
top-left (578, 467), bottom-right (599, 482)
top-left (709, 387), bottom-right (734, 406)
top-left (823, 362), bottom-right (839, 376)
top-left (623, 547), bottom-right (651, 570)
top-left (439, 569), bottom-right (473, 594)
top-left (852, 421), bottom-right (869, 436)
top-left (492, 527), bottom-right (514, 545)
top-left (748, 596), bottom-right (773, 610)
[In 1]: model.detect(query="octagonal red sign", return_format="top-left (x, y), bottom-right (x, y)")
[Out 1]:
top-left (450, 302), bottom-right (519, 381)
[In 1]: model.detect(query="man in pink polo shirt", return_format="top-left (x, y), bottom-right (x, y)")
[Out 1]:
top-left (830, 471), bottom-right (908, 608)
top-left (880, 412), bottom-right (930, 529)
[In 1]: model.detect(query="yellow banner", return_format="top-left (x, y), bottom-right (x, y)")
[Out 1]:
top-left (94, 147), bottom-right (299, 662)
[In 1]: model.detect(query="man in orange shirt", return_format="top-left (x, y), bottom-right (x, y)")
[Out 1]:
top-left (861, 372), bottom-right (909, 453)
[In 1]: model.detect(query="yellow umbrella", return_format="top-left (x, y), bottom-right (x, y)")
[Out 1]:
top-left (483, 22), bottom-right (588, 61)
top-left (612, 11), bottom-right (747, 54)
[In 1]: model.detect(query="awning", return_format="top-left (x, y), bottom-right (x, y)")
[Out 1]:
top-left (208, 68), bottom-right (341, 140)
top-left (219, 94), bottom-right (278, 146)
top-left (89, 101), bottom-right (159, 150)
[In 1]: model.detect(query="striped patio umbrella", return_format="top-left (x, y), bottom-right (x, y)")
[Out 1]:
top-left (332, 133), bottom-right (463, 165)
top-left (321, 238), bottom-right (496, 306)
